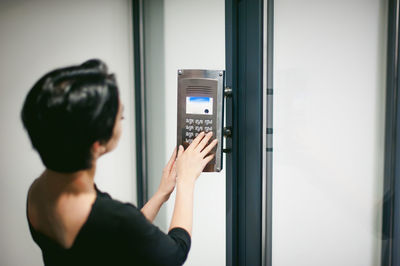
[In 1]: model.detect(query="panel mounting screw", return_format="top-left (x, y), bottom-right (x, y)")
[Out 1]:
top-left (178, 70), bottom-right (183, 75)
top-left (219, 71), bottom-right (223, 76)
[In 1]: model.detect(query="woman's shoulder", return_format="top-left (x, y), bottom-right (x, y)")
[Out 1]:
top-left (91, 186), bottom-right (141, 222)
top-left (91, 187), bottom-right (153, 233)
top-left (26, 176), bottom-right (44, 229)
top-left (27, 177), bottom-right (98, 249)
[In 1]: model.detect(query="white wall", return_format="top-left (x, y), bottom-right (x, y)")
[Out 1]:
top-left (0, 1), bottom-right (136, 265)
top-left (144, 0), bottom-right (226, 265)
top-left (272, 0), bottom-right (387, 265)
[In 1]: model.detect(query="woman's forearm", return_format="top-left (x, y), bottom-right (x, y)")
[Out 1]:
top-left (141, 191), bottom-right (168, 222)
top-left (168, 179), bottom-right (195, 236)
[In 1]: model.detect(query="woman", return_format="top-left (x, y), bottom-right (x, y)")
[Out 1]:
top-left (22, 59), bottom-right (217, 265)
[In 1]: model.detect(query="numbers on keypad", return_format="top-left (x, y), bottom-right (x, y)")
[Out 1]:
top-left (185, 132), bottom-right (194, 138)
top-left (204, 126), bottom-right (212, 132)
top-left (184, 138), bottom-right (193, 144)
top-left (204, 119), bottom-right (213, 126)
top-left (185, 125), bottom-right (194, 131)
top-left (195, 119), bottom-right (204, 125)
top-left (184, 118), bottom-right (213, 144)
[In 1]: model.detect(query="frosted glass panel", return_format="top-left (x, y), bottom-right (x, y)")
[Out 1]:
top-left (272, 1), bottom-right (387, 265)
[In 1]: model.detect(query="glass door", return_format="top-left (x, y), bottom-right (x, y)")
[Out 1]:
top-left (270, 1), bottom-right (387, 265)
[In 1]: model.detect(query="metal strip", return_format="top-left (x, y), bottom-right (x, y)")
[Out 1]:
top-left (133, 0), bottom-right (148, 208)
top-left (382, 0), bottom-right (400, 265)
top-left (262, 0), bottom-right (273, 265)
top-left (238, 0), bottom-right (264, 265)
top-left (265, 1), bottom-right (274, 265)
top-left (226, 0), bottom-right (264, 264)
top-left (225, 0), bottom-right (238, 265)
top-left (262, 0), bottom-right (267, 257)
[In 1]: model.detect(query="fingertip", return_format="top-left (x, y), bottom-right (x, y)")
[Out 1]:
top-left (176, 146), bottom-right (183, 158)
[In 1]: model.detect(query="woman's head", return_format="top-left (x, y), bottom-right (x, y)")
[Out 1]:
top-left (21, 59), bottom-right (121, 173)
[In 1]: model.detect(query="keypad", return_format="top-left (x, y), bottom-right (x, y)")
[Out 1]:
top-left (183, 118), bottom-right (213, 144)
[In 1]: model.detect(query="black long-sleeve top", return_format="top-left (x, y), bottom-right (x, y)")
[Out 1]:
top-left (27, 186), bottom-right (191, 266)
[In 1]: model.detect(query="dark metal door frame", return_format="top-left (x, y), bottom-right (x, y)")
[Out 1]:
top-left (225, 0), bottom-right (265, 265)
top-left (382, 0), bottom-right (400, 265)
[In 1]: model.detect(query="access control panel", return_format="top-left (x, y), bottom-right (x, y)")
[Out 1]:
top-left (177, 69), bottom-right (225, 172)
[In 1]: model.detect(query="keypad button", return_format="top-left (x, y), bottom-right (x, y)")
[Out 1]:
top-left (204, 126), bottom-right (213, 132)
top-left (185, 125), bottom-right (194, 131)
top-left (195, 126), bottom-right (203, 132)
top-left (205, 119), bottom-right (213, 125)
top-left (195, 119), bottom-right (204, 125)
top-left (186, 118), bottom-right (194, 125)
top-left (185, 132), bottom-right (194, 138)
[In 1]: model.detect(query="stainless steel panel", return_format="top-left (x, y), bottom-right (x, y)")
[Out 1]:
top-left (177, 69), bottom-right (224, 172)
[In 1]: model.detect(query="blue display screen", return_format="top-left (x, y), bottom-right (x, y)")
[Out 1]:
top-left (188, 97), bottom-right (210, 102)
top-left (186, 96), bottom-right (213, 115)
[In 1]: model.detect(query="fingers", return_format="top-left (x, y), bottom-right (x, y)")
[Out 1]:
top-left (171, 162), bottom-right (177, 177)
top-left (195, 131), bottom-right (213, 152)
top-left (200, 138), bottom-right (218, 156)
top-left (177, 145), bottom-right (184, 159)
top-left (201, 153), bottom-right (215, 168)
top-left (165, 147), bottom-right (177, 170)
top-left (187, 132), bottom-right (205, 151)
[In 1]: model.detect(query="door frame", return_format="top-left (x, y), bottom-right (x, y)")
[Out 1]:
top-left (382, 0), bottom-right (400, 265)
top-left (225, 0), bottom-right (265, 265)
top-left (133, 0), bottom-right (148, 208)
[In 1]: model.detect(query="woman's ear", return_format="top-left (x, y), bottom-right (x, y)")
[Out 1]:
top-left (91, 141), bottom-right (107, 159)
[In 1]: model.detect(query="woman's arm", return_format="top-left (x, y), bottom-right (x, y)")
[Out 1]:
top-left (169, 132), bottom-right (217, 236)
top-left (141, 148), bottom-right (177, 222)
top-left (140, 191), bottom-right (168, 223)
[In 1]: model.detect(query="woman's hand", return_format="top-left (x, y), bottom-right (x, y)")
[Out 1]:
top-left (168, 131), bottom-right (218, 235)
top-left (157, 148), bottom-right (178, 201)
top-left (175, 131), bottom-right (218, 185)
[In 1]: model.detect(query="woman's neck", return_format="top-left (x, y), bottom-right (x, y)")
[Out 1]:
top-left (40, 164), bottom-right (97, 196)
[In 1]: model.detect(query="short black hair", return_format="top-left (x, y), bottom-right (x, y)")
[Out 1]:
top-left (21, 59), bottom-right (119, 172)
